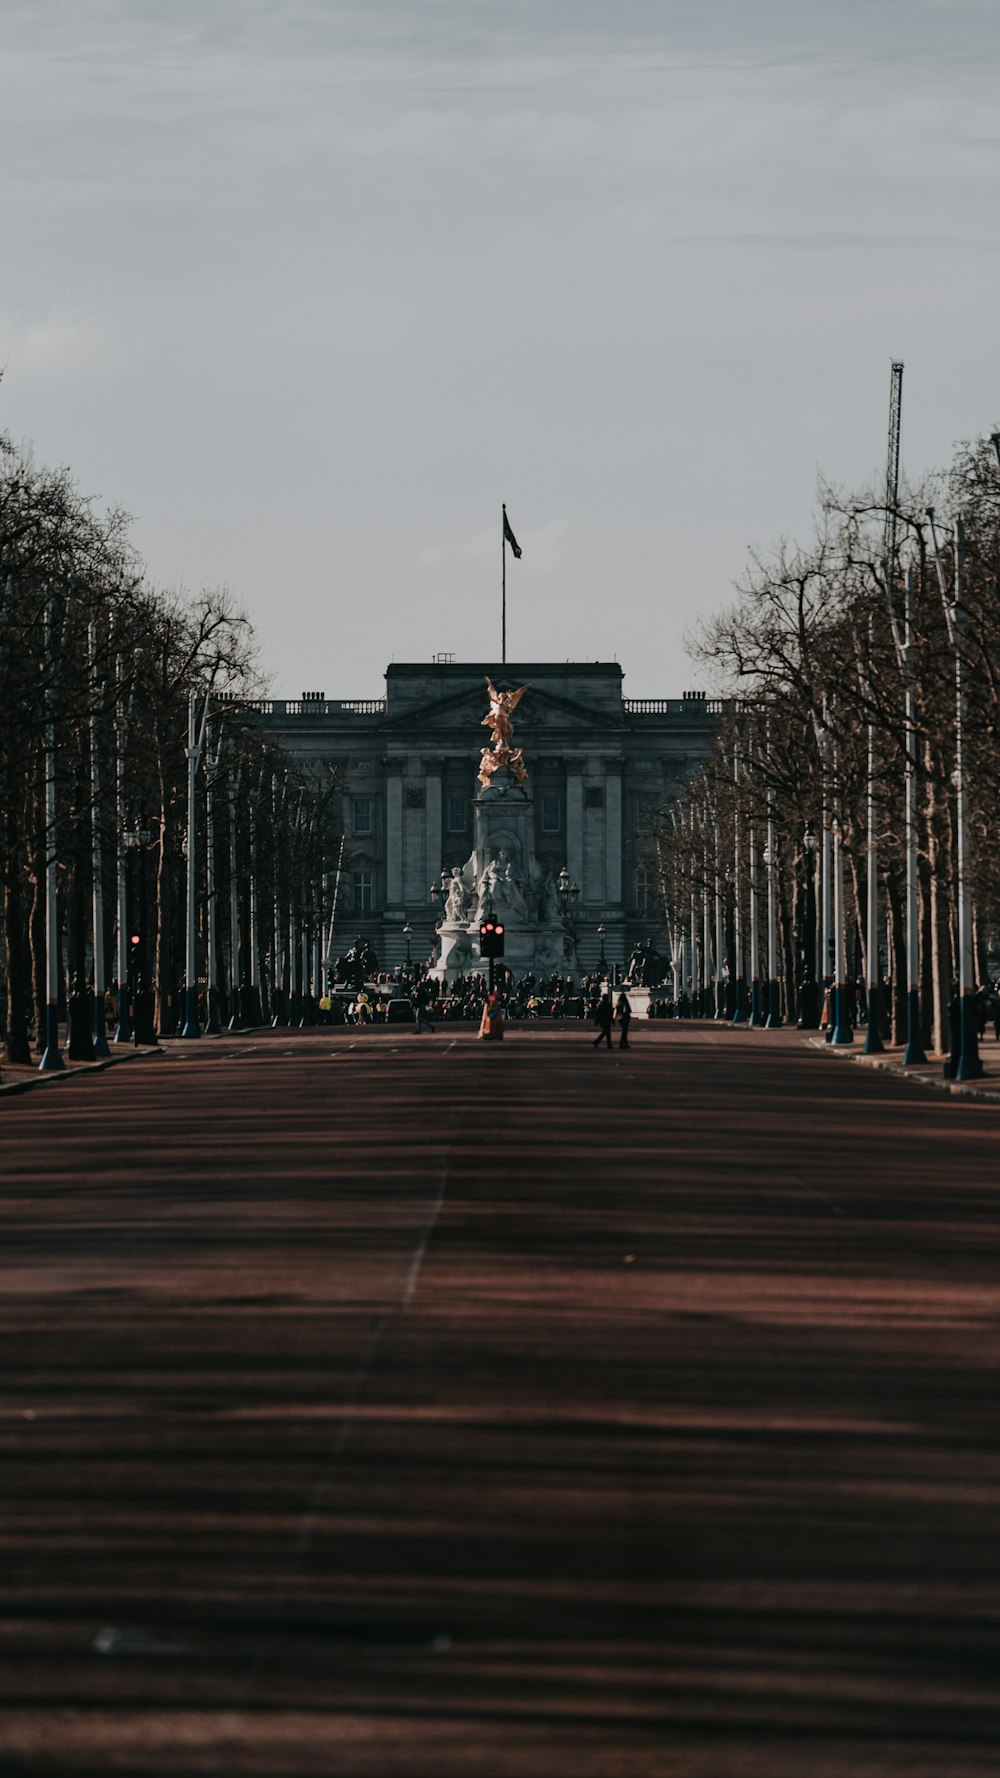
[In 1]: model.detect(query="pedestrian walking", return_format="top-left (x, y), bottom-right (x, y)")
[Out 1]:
top-left (413, 986), bottom-right (436, 1035)
top-left (592, 992), bottom-right (613, 1050)
top-left (615, 990), bottom-right (632, 1049)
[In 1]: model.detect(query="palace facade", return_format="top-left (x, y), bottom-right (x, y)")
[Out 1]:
top-left (255, 660), bottom-right (726, 972)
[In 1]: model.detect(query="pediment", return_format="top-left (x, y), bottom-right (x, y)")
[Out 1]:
top-left (381, 682), bottom-right (625, 735)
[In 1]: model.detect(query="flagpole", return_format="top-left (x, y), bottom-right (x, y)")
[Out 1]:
top-left (501, 501), bottom-right (506, 664)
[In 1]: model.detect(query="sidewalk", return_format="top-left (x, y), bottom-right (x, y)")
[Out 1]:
top-left (0, 1039), bottom-right (160, 1098)
top-left (808, 1027), bottom-right (1000, 1102)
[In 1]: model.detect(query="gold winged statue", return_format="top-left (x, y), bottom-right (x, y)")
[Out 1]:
top-left (479, 676), bottom-right (530, 787)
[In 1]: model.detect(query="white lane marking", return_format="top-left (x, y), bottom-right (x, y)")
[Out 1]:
top-left (402, 1154), bottom-right (448, 1308)
top-left (795, 1179), bottom-right (848, 1217)
top-left (230, 1143), bottom-right (451, 1712)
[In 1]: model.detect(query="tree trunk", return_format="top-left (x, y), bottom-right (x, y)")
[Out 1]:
top-left (778, 868), bottom-right (795, 1021)
top-left (3, 871), bottom-right (33, 1065)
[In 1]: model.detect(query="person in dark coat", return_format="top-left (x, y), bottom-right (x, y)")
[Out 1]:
top-left (592, 993), bottom-right (613, 1049)
top-left (615, 991), bottom-right (632, 1049)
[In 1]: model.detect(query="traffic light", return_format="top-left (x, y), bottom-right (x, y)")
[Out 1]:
top-left (479, 918), bottom-right (505, 959)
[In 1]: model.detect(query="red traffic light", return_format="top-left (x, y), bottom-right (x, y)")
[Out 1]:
top-left (130, 934), bottom-right (141, 947)
top-left (495, 924), bottom-right (504, 935)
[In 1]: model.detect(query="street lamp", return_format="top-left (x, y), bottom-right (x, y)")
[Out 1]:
top-left (556, 866), bottom-right (580, 918)
top-left (829, 816), bottom-right (853, 1045)
top-left (402, 920), bottom-right (412, 964)
top-left (596, 922), bottom-right (607, 981)
top-left (125, 823), bottom-right (156, 1045)
top-left (798, 822), bottom-right (821, 1030)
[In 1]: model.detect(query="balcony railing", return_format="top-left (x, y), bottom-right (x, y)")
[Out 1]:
top-left (624, 698), bottom-right (729, 717)
top-left (228, 698), bottom-right (388, 718)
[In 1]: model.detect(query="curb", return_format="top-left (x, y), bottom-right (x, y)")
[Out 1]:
top-left (0, 1044), bottom-right (163, 1099)
top-left (0, 1026), bottom-right (306, 1100)
top-left (809, 1036), bottom-right (1000, 1104)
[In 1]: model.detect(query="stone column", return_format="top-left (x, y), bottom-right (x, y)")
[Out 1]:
top-left (423, 761), bottom-right (442, 904)
top-left (402, 772), bottom-right (428, 908)
top-left (566, 768), bottom-right (584, 889)
top-left (582, 760), bottom-right (604, 904)
top-left (604, 761), bottom-right (623, 906)
top-left (385, 760), bottom-right (404, 909)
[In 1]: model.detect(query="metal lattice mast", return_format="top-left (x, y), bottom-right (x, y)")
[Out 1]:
top-left (884, 361), bottom-right (904, 570)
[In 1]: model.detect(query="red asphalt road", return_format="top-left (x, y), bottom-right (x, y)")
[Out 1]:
top-left (1, 1023), bottom-right (999, 1777)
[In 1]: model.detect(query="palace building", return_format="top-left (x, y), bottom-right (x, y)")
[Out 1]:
top-left (255, 660), bottom-right (726, 973)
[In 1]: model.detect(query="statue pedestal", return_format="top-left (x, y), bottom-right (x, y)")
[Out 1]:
top-left (430, 768), bottom-right (580, 984)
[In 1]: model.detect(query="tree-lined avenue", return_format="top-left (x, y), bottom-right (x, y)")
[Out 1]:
top-left (1, 1026), bottom-right (999, 1776)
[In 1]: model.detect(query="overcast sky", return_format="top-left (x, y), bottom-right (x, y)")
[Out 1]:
top-left (3, 1), bottom-right (999, 697)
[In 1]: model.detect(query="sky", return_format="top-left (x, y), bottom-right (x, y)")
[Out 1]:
top-left (2, 1), bottom-right (999, 698)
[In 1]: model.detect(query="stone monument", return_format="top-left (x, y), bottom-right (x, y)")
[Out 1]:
top-left (430, 677), bottom-right (580, 984)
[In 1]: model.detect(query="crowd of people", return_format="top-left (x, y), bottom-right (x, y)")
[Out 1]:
top-left (331, 963), bottom-right (717, 1029)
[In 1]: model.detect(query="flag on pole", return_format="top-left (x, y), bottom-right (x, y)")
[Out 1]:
top-left (502, 505), bottom-right (522, 559)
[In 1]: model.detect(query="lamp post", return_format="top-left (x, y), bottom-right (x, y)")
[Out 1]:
top-left (402, 920), bottom-right (413, 964)
top-left (127, 823), bottom-right (156, 1045)
top-left (597, 922), bottom-right (607, 982)
top-left (829, 815), bottom-right (853, 1045)
top-left (557, 865), bottom-right (580, 920)
top-left (798, 823), bottom-right (820, 1029)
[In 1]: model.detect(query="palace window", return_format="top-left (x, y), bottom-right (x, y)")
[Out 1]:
top-left (353, 796), bottom-right (373, 835)
top-left (447, 794), bottom-right (468, 834)
top-left (541, 793), bottom-right (561, 833)
top-left (353, 870), bottom-right (374, 913)
top-left (635, 867), bottom-right (654, 916)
